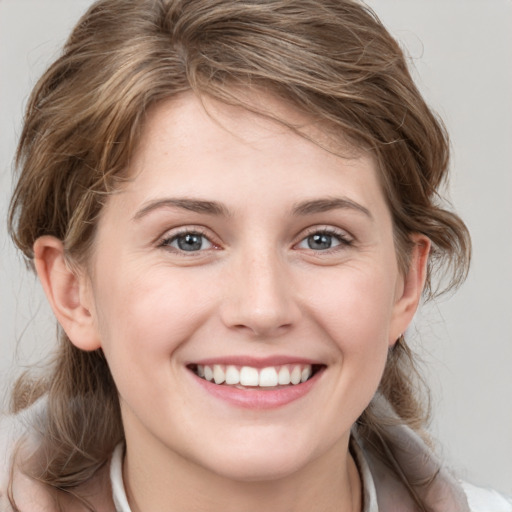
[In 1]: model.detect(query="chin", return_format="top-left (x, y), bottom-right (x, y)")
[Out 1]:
top-left (209, 454), bottom-right (308, 483)
top-left (194, 437), bottom-right (318, 483)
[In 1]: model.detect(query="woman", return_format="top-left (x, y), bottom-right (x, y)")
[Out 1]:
top-left (1, 0), bottom-right (510, 511)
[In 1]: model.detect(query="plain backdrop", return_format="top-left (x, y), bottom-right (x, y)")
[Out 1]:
top-left (1, 0), bottom-right (511, 496)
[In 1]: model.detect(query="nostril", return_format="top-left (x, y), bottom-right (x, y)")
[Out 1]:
top-left (229, 318), bottom-right (295, 338)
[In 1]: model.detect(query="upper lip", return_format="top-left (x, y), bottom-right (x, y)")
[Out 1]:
top-left (186, 355), bottom-right (324, 368)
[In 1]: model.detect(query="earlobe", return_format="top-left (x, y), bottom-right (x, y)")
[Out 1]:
top-left (33, 236), bottom-right (101, 351)
top-left (389, 234), bottom-right (431, 346)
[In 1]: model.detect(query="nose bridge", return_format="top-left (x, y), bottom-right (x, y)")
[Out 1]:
top-left (221, 241), bottom-right (298, 336)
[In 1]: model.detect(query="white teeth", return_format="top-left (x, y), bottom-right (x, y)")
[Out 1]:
top-left (204, 366), bottom-right (214, 382)
top-left (195, 364), bottom-right (315, 387)
top-left (301, 366), bottom-right (312, 383)
top-left (240, 366), bottom-right (259, 386)
top-left (213, 365), bottom-right (225, 384)
top-left (290, 365), bottom-right (302, 385)
top-left (259, 367), bottom-right (278, 387)
top-left (225, 365), bottom-right (240, 385)
top-left (278, 366), bottom-right (291, 385)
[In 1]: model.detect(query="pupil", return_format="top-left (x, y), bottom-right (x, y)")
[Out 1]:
top-left (177, 234), bottom-right (202, 251)
top-left (308, 233), bottom-right (332, 250)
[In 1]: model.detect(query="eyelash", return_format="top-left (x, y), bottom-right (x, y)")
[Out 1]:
top-left (158, 226), bottom-right (353, 256)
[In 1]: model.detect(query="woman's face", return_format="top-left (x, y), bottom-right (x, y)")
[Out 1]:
top-left (78, 93), bottom-right (424, 482)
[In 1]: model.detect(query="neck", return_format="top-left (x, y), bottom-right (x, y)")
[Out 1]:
top-left (122, 430), bottom-right (361, 512)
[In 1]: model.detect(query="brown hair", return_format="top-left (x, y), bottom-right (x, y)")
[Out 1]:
top-left (8, 0), bottom-right (470, 509)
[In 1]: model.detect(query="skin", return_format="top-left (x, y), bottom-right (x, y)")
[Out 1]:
top-left (34, 93), bottom-right (429, 512)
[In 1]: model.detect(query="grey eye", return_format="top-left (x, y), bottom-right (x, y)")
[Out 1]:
top-left (308, 233), bottom-right (336, 250)
top-left (169, 233), bottom-right (213, 252)
top-left (301, 233), bottom-right (341, 250)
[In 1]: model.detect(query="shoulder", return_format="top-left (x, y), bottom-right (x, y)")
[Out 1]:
top-left (354, 395), bottom-right (511, 512)
top-left (0, 398), bottom-right (56, 512)
top-left (462, 481), bottom-right (512, 512)
top-left (1, 398), bottom-right (116, 512)
top-left (0, 404), bottom-right (25, 510)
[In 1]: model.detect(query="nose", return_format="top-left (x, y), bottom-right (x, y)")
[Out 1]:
top-left (219, 249), bottom-right (300, 338)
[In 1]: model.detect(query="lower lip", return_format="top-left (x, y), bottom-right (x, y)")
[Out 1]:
top-left (190, 369), bottom-right (324, 409)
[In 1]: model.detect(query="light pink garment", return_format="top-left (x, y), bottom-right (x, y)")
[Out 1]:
top-left (2, 395), bottom-right (511, 511)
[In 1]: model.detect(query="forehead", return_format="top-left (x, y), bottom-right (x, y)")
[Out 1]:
top-left (134, 93), bottom-right (370, 173)
top-left (103, 92), bottom-right (387, 222)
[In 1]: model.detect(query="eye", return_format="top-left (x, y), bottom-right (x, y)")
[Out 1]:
top-left (296, 229), bottom-right (352, 251)
top-left (162, 231), bottom-right (214, 252)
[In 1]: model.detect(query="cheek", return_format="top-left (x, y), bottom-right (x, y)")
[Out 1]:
top-left (302, 263), bottom-right (398, 348)
top-left (299, 261), bottom-right (397, 408)
top-left (91, 264), bottom-right (216, 369)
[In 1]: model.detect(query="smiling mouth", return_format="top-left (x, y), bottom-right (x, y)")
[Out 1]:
top-left (187, 363), bottom-right (324, 389)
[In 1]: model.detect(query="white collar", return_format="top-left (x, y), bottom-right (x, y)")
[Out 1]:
top-left (351, 435), bottom-right (379, 512)
top-left (110, 443), bottom-right (131, 512)
top-left (109, 440), bottom-right (378, 512)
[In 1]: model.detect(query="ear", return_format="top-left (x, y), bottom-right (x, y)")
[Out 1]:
top-left (389, 234), bottom-right (431, 346)
top-left (33, 236), bottom-right (101, 351)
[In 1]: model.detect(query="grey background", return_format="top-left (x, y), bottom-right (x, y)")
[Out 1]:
top-left (1, 0), bottom-right (511, 495)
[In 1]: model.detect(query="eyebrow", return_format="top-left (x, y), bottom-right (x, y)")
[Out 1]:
top-left (132, 196), bottom-right (372, 221)
top-left (132, 198), bottom-right (230, 221)
top-left (292, 197), bottom-right (373, 219)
